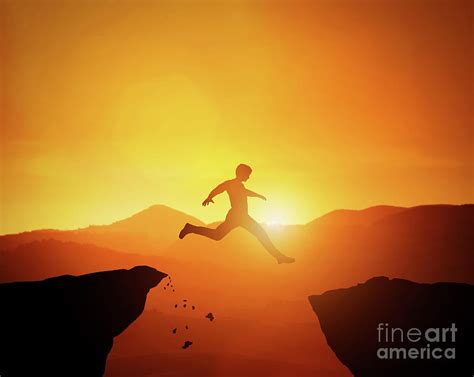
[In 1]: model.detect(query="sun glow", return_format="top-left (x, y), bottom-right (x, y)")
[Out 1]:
top-left (265, 221), bottom-right (284, 229)
top-left (262, 210), bottom-right (289, 228)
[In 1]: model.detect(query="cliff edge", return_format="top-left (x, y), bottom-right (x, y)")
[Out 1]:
top-left (309, 277), bottom-right (474, 377)
top-left (0, 266), bottom-right (167, 377)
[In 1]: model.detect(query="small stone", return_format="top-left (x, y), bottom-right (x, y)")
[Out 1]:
top-left (182, 341), bottom-right (193, 349)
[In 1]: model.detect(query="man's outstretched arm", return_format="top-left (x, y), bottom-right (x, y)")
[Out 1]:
top-left (202, 181), bottom-right (228, 206)
top-left (245, 189), bottom-right (266, 201)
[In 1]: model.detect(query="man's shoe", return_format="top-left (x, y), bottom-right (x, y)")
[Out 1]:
top-left (179, 223), bottom-right (191, 239)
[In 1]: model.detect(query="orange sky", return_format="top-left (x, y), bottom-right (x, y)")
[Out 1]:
top-left (1, 0), bottom-right (472, 234)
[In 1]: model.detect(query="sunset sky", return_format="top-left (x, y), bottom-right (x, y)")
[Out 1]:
top-left (1, 0), bottom-right (472, 234)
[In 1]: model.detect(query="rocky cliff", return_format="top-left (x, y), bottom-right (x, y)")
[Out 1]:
top-left (0, 266), bottom-right (167, 377)
top-left (309, 277), bottom-right (474, 377)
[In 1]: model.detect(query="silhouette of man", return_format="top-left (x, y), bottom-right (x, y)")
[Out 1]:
top-left (179, 164), bottom-right (295, 264)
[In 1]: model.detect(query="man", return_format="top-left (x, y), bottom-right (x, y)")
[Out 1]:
top-left (179, 164), bottom-right (295, 264)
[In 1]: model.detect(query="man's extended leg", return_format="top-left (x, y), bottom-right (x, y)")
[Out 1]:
top-left (241, 216), bottom-right (295, 264)
top-left (179, 216), bottom-right (237, 240)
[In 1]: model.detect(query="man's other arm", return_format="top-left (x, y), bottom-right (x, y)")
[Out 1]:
top-left (245, 189), bottom-right (266, 201)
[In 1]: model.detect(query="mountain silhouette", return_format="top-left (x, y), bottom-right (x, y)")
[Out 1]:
top-left (0, 266), bottom-right (167, 377)
top-left (0, 239), bottom-right (169, 283)
top-left (309, 277), bottom-right (474, 377)
top-left (300, 204), bottom-right (474, 287)
top-left (0, 204), bottom-right (204, 254)
top-left (306, 205), bottom-right (406, 228)
top-left (87, 204), bottom-right (203, 235)
top-left (374, 204), bottom-right (473, 233)
top-left (2, 204), bottom-right (472, 286)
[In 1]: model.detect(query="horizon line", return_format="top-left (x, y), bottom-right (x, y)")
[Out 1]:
top-left (1, 202), bottom-right (472, 237)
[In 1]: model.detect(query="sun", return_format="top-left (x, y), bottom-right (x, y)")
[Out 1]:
top-left (258, 203), bottom-right (301, 228)
top-left (266, 220), bottom-right (284, 229)
top-left (262, 211), bottom-right (287, 228)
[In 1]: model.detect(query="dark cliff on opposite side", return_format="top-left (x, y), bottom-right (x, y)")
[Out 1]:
top-left (309, 277), bottom-right (474, 377)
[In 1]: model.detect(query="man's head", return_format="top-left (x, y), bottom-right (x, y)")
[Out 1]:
top-left (235, 163), bottom-right (252, 182)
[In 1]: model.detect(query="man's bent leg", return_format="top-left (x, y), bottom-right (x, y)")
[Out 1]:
top-left (241, 216), bottom-right (295, 263)
top-left (182, 218), bottom-right (237, 241)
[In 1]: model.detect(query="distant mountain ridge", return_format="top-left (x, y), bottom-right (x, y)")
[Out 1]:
top-left (83, 205), bottom-right (204, 233)
top-left (1, 203), bottom-right (472, 261)
top-left (0, 205), bottom-right (204, 254)
top-left (305, 204), bottom-right (473, 238)
top-left (307, 205), bottom-right (406, 228)
top-left (0, 239), bottom-right (168, 283)
top-left (374, 204), bottom-right (473, 231)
